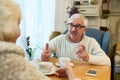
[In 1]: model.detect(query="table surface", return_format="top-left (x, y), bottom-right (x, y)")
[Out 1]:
top-left (47, 58), bottom-right (111, 80)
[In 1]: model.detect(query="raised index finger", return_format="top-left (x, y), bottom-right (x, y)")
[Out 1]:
top-left (45, 43), bottom-right (49, 51)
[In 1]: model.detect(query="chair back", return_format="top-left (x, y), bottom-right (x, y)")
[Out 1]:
top-left (86, 28), bottom-right (110, 54)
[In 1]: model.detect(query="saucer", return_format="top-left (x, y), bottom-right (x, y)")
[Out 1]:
top-left (55, 62), bottom-right (61, 67)
top-left (39, 66), bottom-right (56, 75)
top-left (55, 62), bottom-right (74, 67)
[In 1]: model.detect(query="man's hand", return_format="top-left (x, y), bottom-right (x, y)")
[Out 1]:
top-left (41, 43), bottom-right (51, 61)
top-left (76, 45), bottom-right (89, 62)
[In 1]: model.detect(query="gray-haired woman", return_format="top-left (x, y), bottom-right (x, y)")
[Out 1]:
top-left (0, 0), bottom-right (50, 80)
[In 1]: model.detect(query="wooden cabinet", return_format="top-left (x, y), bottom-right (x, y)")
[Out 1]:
top-left (109, 0), bottom-right (120, 13)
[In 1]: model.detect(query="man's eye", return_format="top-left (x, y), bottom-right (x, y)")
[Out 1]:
top-left (76, 24), bottom-right (80, 28)
top-left (70, 23), bottom-right (74, 26)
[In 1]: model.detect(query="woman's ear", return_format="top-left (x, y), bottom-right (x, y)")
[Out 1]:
top-left (0, 34), bottom-right (4, 41)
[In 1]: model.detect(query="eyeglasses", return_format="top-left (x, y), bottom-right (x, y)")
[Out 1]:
top-left (67, 23), bottom-right (85, 30)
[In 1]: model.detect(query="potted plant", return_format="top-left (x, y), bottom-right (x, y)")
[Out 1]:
top-left (26, 36), bottom-right (40, 60)
top-left (100, 10), bottom-right (109, 27)
top-left (66, 6), bottom-right (79, 18)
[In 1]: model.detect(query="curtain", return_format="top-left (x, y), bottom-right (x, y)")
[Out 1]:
top-left (14, 0), bottom-right (56, 59)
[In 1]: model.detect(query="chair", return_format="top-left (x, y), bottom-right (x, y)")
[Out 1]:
top-left (49, 31), bottom-right (61, 58)
top-left (49, 31), bottom-right (61, 41)
top-left (63, 28), bottom-right (110, 54)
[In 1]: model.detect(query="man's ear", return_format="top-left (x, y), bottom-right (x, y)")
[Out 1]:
top-left (84, 27), bottom-right (87, 32)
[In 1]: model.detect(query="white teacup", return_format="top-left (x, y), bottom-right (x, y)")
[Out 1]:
top-left (39, 62), bottom-right (53, 73)
top-left (58, 57), bottom-right (70, 67)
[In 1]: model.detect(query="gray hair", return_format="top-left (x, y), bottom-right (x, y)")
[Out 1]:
top-left (0, 0), bottom-right (21, 41)
top-left (68, 14), bottom-right (88, 27)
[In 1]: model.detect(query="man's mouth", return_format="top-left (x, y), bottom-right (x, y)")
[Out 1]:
top-left (70, 31), bottom-right (77, 36)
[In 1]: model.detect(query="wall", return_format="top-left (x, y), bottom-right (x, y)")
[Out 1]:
top-left (108, 0), bottom-right (120, 55)
top-left (55, 0), bottom-right (73, 32)
top-left (108, 1), bottom-right (120, 78)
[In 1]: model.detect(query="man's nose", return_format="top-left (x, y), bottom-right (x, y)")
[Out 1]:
top-left (71, 26), bottom-right (77, 31)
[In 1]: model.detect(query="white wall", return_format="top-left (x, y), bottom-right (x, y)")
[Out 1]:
top-left (55, 0), bottom-right (73, 32)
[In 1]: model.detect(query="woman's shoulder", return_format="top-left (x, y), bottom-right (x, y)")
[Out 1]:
top-left (0, 41), bottom-right (24, 56)
top-left (0, 54), bottom-right (51, 80)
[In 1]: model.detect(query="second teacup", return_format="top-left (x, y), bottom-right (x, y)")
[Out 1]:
top-left (58, 57), bottom-right (70, 67)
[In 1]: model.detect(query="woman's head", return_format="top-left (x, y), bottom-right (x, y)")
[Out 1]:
top-left (0, 0), bottom-right (21, 43)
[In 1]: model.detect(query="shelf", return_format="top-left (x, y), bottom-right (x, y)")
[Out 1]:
top-left (79, 5), bottom-right (100, 16)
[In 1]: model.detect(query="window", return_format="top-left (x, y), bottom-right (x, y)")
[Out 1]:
top-left (14, 0), bottom-right (56, 59)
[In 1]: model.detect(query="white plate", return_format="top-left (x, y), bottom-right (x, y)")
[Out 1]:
top-left (39, 66), bottom-right (56, 75)
top-left (55, 62), bottom-right (61, 67)
top-left (55, 62), bottom-right (74, 67)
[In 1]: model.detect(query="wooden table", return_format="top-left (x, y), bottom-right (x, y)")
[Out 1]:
top-left (48, 58), bottom-right (111, 80)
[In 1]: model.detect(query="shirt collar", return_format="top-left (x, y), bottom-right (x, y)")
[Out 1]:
top-left (65, 33), bottom-right (86, 43)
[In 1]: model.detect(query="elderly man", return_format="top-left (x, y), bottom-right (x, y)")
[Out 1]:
top-left (42, 13), bottom-right (111, 66)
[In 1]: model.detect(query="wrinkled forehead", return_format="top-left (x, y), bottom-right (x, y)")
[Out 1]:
top-left (69, 18), bottom-right (84, 25)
